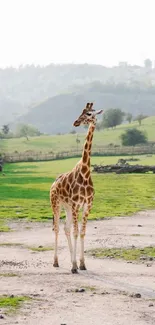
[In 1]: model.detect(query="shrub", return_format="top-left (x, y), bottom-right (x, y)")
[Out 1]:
top-left (120, 128), bottom-right (148, 146)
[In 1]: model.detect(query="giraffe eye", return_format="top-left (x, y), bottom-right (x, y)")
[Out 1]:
top-left (86, 112), bottom-right (92, 116)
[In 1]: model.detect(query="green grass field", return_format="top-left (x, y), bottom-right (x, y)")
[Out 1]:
top-left (3, 116), bottom-right (155, 154)
top-left (0, 155), bottom-right (155, 226)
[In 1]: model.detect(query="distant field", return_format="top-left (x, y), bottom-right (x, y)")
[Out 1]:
top-left (3, 116), bottom-right (155, 154)
top-left (0, 155), bottom-right (155, 225)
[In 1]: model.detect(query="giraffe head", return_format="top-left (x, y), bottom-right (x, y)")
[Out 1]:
top-left (73, 103), bottom-right (103, 127)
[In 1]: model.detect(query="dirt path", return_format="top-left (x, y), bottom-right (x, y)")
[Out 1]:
top-left (0, 211), bottom-right (155, 325)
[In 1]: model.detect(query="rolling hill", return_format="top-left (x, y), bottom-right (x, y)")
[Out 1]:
top-left (1, 63), bottom-right (155, 132)
top-left (14, 84), bottom-right (155, 134)
top-left (5, 116), bottom-right (155, 154)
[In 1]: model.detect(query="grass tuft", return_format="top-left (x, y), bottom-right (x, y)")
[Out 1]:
top-left (0, 222), bottom-right (10, 232)
top-left (0, 273), bottom-right (19, 277)
top-left (88, 246), bottom-right (155, 261)
top-left (0, 295), bottom-right (31, 313)
top-left (28, 245), bottom-right (53, 252)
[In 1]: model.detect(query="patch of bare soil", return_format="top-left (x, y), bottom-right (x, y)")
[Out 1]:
top-left (0, 210), bottom-right (155, 325)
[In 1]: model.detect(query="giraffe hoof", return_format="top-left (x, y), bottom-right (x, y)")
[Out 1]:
top-left (53, 262), bottom-right (59, 267)
top-left (71, 267), bottom-right (78, 274)
top-left (80, 265), bottom-right (87, 271)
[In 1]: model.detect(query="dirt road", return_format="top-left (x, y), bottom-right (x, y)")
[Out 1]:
top-left (0, 211), bottom-right (155, 325)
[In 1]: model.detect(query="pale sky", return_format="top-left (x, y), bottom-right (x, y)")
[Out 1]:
top-left (0, 0), bottom-right (155, 68)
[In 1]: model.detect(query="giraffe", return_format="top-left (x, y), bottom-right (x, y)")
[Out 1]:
top-left (50, 102), bottom-right (103, 273)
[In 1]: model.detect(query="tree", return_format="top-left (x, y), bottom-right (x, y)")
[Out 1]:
top-left (2, 124), bottom-right (9, 135)
top-left (135, 114), bottom-right (147, 126)
top-left (126, 113), bottom-right (132, 124)
top-left (96, 122), bottom-right (102, 131)
top-left (102, 108), bottom-right (125, 129)
top-left (120, 128), bottom-right (148, 146)
top-left (15, 124), bottom-right (41, 139)
top-left (144, 58), bottom-right (152, 70)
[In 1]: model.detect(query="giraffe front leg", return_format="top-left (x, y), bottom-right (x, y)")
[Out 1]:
top-left (79, 205), bottom-right (90, 270)
top-left (64, 208), bottom-right (73, 265)
top-left (71, 210), bottom-right (79, 274)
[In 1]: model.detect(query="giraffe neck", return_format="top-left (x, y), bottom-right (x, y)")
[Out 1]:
top-left (81, 123), bottom-right (95, 168)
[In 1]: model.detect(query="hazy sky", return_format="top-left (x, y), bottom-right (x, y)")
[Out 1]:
top-left (0, 0), bottom-right (155, 68)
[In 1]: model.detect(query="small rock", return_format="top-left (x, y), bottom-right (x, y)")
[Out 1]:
top-left (149, 303), bottom-right (154, 307)
top-left (146, 264), bottom-right (152, 267)
top-left (75, 288), bottom-right (85, 293)
top-left (0, 315), bottom-right (4, 319)
top-left (10, 294), bottom-right (14, 298)
top-left (40, 289), bottom-right (44, 291)
top-left (78, 288), bottom-right (85, 293)
top-left (140, 256), bottom-right (147, 261)
top-left (131, 293), bottom-right (141, 298)
top-left (38, 246), bottom-right (43, 248)
top-left (138, 224), bottom-right (142, 227)
top-left (149, 257), bottom-right (153, 261)
top-left (94, 227), bottom-right (97, 229)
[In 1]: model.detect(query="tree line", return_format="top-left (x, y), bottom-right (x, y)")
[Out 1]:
top-left (1, 108), bottom-right (149, 147)
top-left (0, 124), bottom-right (41, 140)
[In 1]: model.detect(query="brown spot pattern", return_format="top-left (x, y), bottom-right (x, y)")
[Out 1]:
top-left (62, 189), bottom-right (68, 197)
top-left (80, 186), bottom-right (85, 196)
top-left (86, 186), bottom-right (93, 196)
top-left (65, 183), bottom-right (70, 192)
top-left (85, 170), bottom-right (90, 179)
top-left (73, 184), bottom-right (80, 194)
top-left (89, 177), bottom-right (93, 186)
top-left (81, 165), bottom-right (88, 174)
top-left (68, 173), bottom-right (73, 184)
top-left (72, 194), bottom-right (79, 202)
top-left (77, 173), bottom-right (83, 185)
top-left (85, 143), bottom-right (88, 150)
top-left (82, 150), bottom-right (87, 164)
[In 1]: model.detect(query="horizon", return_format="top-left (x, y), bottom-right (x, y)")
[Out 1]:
top-left (0, 60), bottom-right (153, 69)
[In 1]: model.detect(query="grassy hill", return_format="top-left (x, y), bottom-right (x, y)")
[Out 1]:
top-left (14, 85), bottom-right (155, 134)
top-left (4, 116), bottom-right (155, 154)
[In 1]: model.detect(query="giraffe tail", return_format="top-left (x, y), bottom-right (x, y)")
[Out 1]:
top-left (52, 215), bottom-right (54, 231)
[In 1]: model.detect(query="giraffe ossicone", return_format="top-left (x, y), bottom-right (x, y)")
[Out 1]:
top-left (50, 102), bottom-right (103, 273)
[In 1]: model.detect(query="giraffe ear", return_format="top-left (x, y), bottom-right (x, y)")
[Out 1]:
top-left (94, 109), bottom-right (104, 115)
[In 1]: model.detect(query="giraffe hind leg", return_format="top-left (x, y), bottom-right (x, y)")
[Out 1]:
top-left (52, 203), bottom-right (60, 268)
top-left (71, 208), bottom-right (79, 274)
top-left (79, 204), bottom-right (91, 270)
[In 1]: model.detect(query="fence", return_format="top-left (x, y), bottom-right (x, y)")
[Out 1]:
top-left (2, 145), bottom-right (155, 163)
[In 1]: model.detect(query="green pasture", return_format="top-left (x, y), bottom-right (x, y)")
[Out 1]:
top-left (3, 116), bottom-right (155, 154)
top-left (0, 155), bottom-right (155, 226)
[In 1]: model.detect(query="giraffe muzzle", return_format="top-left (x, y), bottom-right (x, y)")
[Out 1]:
top-left (73, 120), bottom-right (80, 127)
